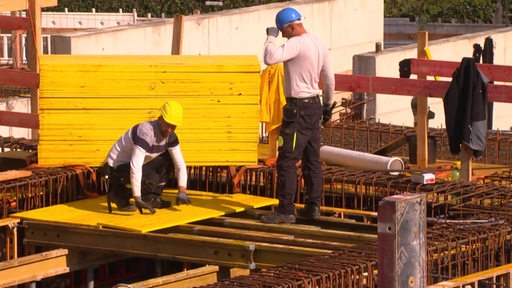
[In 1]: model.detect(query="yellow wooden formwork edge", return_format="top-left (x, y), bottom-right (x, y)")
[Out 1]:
top-left (11, 190), bottom-right (278, 233)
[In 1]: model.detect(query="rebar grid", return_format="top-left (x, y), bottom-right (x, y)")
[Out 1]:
top-left (199, 243), bottom-right (378, 288)
top-left (426, 221), bottom-right (512, 284)
top-left (321, 121), bottom-right (512, 167)
top-left (0, 167), bottom-right (99, 218)
top-left (0, 136), bottom-right (37, 152)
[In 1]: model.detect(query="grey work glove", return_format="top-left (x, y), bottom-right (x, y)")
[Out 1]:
top-left (266, 27), bottom-right (279, 37)
top-left (176, 191), bottom-right (191, 205)
top-left (134, 196), bottom-right (156, 214)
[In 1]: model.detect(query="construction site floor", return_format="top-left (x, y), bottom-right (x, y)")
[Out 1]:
top-left (11, 190), bottom-right (278, 233)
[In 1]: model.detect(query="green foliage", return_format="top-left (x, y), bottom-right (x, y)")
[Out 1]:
top-left (384, 0), bottom-right (500, 23)
top-left (44, 0), bottom-right (287, 17)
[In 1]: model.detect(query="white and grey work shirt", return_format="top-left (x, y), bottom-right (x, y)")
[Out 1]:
top-left (106, 120), bottom-right (187, 197)
top-left (263, 32), bottom-right (335, 105)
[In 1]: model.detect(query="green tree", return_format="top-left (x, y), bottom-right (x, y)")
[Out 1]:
top-left (384, 0), bottom-right (499, 23)
top-left (44, 0), bottom-right (287, 17)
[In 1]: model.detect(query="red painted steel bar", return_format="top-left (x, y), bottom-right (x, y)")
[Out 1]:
top-left (0, 15), bottom-right (30, 31)
top-left (0, 110), bottom-right (39, 129)
top-left (0, 68), bottom-right (40, 89)
top-left (334, 74), bottom-right (512, 103)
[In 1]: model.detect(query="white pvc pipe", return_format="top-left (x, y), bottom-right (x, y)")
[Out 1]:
top-left (320, 146), bottom-right (404, 175)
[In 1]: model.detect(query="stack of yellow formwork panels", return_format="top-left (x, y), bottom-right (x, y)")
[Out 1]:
top-left (37, 55), bottom-right (261, 167)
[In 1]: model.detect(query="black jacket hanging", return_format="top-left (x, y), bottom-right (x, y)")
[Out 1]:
top-left (443, 57), bottom-right (489, 158)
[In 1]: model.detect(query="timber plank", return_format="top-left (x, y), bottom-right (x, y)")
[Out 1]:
top-left (335, 74), bottom-right (512, 103)
top-left (0, 170), bottom-right (32, 182)
top-left (0, 249), bottom-right (69, 287)
top-left (411, 58), bottom-right (512, 82)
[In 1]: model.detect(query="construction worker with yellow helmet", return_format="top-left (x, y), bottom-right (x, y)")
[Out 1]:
top-left (103, 100), bottom-right (191, 214)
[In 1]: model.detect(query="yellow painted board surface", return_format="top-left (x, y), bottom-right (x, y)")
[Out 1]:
top-left (11, 190), bottom-right (278, 233)
top-left (39, 55), bottom-right (260, 70)
top-left (38, 55), bottom-right (261, 167)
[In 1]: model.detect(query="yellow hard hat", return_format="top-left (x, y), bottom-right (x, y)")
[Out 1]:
top-left (160, 100), bottom-right (183, 126)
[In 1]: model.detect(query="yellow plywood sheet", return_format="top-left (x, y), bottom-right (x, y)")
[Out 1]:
top-left (38, 55), bottom-right (261, 167)
top-left (11, 190), bottom-right (277, 233)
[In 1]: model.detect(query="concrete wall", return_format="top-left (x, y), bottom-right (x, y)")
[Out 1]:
top-left (355, 27), bottom-right (512, 130)
top-left (51, 0), bottom-right (384, 74)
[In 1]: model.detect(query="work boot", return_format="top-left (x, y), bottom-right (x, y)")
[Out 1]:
top-left (300, 205), bottom-right (321, 220)
top-left (110, 195), bottom-right (137, 212)
top-left (142, 195), bottom-right (172, 209)
top-left (260, 212), bottom-right (296, 224)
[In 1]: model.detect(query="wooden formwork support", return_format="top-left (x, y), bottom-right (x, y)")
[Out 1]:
top-left (130, 265), bottom-right (220, 287)
top-left (0, 248), bottom-right (69, 287)
top-left (24, 220), bottom-right (257, 269)
top-left (0, 218), bottom-right (19, 261)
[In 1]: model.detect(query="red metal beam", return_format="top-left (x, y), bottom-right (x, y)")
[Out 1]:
top-left (0, 110), bottom-right (39, 129)
top-left (411, 58), bottom-right (512, 82)
top-left (0, 68), bottom-right (39, 89)
top-left (335, 74), bottom-right (512, 103)
top-left (0, 15), bottom-right (30, 31)
top-left (335, 74), bottom-right (447, 98)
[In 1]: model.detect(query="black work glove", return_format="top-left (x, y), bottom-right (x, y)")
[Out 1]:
top-left (134, 196), bottom-right (156, 214)
top-left (322, 103), bottom-right (334, 125)
top-left (266, 27), bottom-right (279, 37)
top-left (176, 191), bottom-right (191, 205)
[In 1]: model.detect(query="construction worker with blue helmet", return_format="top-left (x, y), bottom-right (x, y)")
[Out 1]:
top-left (103, 100), bottom-right (191, 214)
top-left (261, 7), bottom-right (335, 224)
top-left (275, 7), bottom-right (302, 30)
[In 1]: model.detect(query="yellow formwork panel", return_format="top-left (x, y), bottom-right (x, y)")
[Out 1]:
top-left (38, 54), bottom-right (261, 167)
top-left (11, 190), bottom-right (278, 233)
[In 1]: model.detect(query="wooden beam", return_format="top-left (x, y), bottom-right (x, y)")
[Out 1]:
top-left (0, 0), bottom-right (57, 12)
top-left (416, 31), bottom-right (429, 168)
top-left (200, 217), bottom-right (377, 244)
top-left (0, 68), bottom-right (40, 89)
top-left (334, 74), bottom-right (512, 103)
top-left (0, 110), bottom-right (39, 129)
top-left (169, 224), bottom-right (356, 251)
top-left (0, 14), bottom-right (30, 30)
top-left (131, 265), bottom-right (220, 287)
top-left (171, 14), bottom-right (184, 55)
top-left (0, 249), bottom-right (69, 287)
top-left (0, 170), bottom-right (32, 182)
top-left (27, 0), bottom-right (42, 140)
top-left (0, 218), bottom-right (19, 261)
top-left (411, 58), bottom-right (512, 82)
top-left (23, 220), bottom-right (257, 269)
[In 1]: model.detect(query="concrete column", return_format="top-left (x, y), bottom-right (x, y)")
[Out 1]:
top-left (378, 193), bottom-right (426, 288)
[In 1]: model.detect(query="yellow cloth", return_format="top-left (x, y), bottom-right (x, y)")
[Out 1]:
top-left (259, 64), bottom-right (286, 133)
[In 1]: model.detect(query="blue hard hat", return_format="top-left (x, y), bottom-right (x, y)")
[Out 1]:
top-left (275, 7), bottom-right (302, 30)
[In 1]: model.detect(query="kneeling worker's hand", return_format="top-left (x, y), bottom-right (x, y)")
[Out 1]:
top-left (176, 189), bottom-right (191, 205)
top-left (134, 196), bottom-right (156, 214)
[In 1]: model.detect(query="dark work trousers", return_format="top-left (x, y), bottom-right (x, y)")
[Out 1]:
top-left (276, 99), bottom-right (323, 215)
top-left (108, 152), bottom-right (174, 201)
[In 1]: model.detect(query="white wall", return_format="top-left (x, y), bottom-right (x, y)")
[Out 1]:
top-left (357, 27), bottom-right (512, 130)
top-left (51, 0), bottom-right (384, 74)
top-left (0, 97), bottom-right (31, 138)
